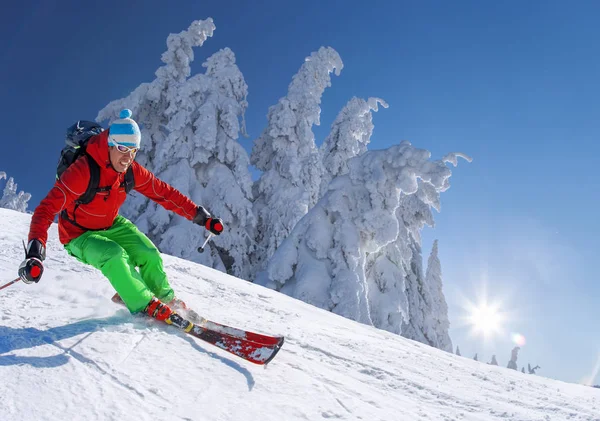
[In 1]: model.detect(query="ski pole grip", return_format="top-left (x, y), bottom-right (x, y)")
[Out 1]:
top-left (197, 233), bottom-right (214, 253)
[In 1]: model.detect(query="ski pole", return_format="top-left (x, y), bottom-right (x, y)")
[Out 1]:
top-left (197, 233), bottom-right (214, 253)
top-left (0, 240), bottom-right (28, 290)
top-left (0, 277), bottom-right (20, 291)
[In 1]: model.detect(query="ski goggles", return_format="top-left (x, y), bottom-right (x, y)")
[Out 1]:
top-left (114, 143), bottom-right (139, 154)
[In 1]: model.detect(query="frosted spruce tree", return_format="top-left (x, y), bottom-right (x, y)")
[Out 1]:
top-left (0, 172), bottom-right (31, 213)
top-left (489, 355), bottom-right (498, 365)
top-left (422, 240), bottom-right (453, 351)
top-left (97, 20), bottom-right (256, 278)
top-left (258, 141), bottom-right (468, 329)
top-left (392, 182), bottom-right (443, 342)
top-left (251, 47), bottom-right (343, 274)
top-left (391, 231), bottom-right (453, 350)
top-left (319, 97), bottom-right (387, 198)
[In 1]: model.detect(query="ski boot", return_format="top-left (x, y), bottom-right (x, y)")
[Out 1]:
top-left (144, 297), bottom-right (173, 322)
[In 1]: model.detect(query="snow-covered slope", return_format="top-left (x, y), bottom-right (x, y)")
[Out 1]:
top-left (0, 208), bottom-right (597, 421)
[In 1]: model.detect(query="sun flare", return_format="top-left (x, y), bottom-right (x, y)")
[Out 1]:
top-left (469, 302), bottom-right (503, 337)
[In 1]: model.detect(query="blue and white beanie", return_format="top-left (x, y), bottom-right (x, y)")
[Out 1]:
top-left (108, 109), bottom-right (141, 148)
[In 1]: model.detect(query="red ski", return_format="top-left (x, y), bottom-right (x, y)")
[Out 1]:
top-left (167, 312), bottom-right (284, 365)
top-left (112, 294), bottom-right (284, 365)
top-left (183, 308), bottom-right (283, 347)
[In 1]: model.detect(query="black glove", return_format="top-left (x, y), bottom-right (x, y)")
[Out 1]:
top-left (193, 206), bottom-right (223, 235)
top-left (193, 206), bottom-right (211, 226)
top-left (18, 239), bottom-right (46, 284)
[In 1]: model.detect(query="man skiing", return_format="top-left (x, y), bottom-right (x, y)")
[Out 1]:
top-left (17, 109), bottom-right (223, 322)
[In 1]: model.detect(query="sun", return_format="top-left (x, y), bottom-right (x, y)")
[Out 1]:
top-left (454, 276), bottom-right (516, 343)
top-left (468, 301), bottom-right (504, 338)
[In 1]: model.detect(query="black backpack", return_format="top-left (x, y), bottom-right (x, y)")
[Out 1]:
top-left (56, 120), bottom-right (135, 205)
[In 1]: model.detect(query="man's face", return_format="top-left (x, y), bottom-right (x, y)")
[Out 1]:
top-left (109, 145), bottom-right (137, 173)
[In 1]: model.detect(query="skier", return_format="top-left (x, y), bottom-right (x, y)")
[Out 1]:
top-left (17, 109), bottom-right (224, 322)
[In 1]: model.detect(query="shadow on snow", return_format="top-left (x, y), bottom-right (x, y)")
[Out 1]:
top-left (0, 314), bottom-right (256, 390)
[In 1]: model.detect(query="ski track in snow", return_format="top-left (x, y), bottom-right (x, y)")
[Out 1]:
top-left (0, 208), bottom-right (599, 421)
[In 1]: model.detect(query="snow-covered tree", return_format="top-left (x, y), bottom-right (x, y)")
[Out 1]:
top-left (369, 178), bottom-right (460, 349)
top-left (489, 355), bottom-right (498, 365)
top-left (97, 20), bottom-right (256, 278)
top-left (0, 172), bottom-right (31, 213)
top-left (394, 187), bottom-right (435, 334)
top-left (456, 346), bottom-right (461, 356)
top-left (507, 347), bottom-right (520, 370)
top-left (423, 240), bottom-right (453, 351)
top-left (251, 47), bottom-right (343, 273)
top-left (474, 353), bottom-right (478, 361)
top-left (151, 47), bottom-right (255, 278)
top-left (528, 363), bottom-right (540, 374)
top-left (319, 97), bottom-right (387, 198)
top-left (257, 141), bottom-right (468, 330)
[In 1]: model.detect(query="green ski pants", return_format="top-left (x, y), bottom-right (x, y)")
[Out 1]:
top-left (64, 215), bottom-right (174, 313)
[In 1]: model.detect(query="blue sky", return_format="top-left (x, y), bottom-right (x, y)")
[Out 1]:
top-left (1, 0), bottom-right (599, 384)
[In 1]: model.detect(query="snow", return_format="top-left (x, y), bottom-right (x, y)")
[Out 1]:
top-left (1, 208), bottom-right (598, 421)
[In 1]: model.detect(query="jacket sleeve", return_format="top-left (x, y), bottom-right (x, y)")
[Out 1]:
top-left (28, 157), bottom-right (90, 246)
top-left (133, 163), bottom-right (198, 221)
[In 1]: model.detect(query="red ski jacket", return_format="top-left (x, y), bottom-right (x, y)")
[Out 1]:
top-left (29, 130), bottom-right (199, 246)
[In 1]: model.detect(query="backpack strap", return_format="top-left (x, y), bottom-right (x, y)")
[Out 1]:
top-left (121, 166), bottom-right (135, 193)
top-left (77, 157), bottom-right (135, 203)
top-left (76, 156), bottom-right (102, 205)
